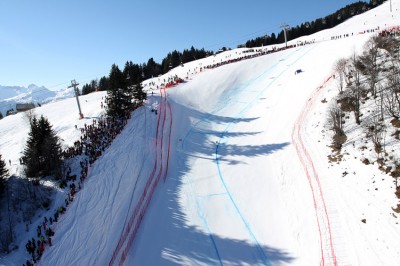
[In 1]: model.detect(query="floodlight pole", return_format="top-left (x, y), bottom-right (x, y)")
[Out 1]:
top-left (390, 0), bottom-right (392, 12)
top-left (68, 80), bottom-right (83, 119)
top-left (281, 23), bottom-right (289, 48)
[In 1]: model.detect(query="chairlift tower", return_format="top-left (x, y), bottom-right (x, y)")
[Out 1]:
top-left (281, 23), bottom-right (289, 48)
top-left (68, 80), bottom-right (83, 119)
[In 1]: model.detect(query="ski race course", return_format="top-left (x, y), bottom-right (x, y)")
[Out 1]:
top-left (1, 2), bottom-right (400, 265)
top-left (128, 42), bottom-right (348, 265)
top-left (109, 87), bottom-right (173, 266)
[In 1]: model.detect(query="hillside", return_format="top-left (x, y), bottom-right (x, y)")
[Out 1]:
top-left (1, 1), bottom-right (400, 266)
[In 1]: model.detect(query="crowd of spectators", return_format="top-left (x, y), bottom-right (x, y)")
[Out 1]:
top-left (23, 105), bottom-right (133, 265)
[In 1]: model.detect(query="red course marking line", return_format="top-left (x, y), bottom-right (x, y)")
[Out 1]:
top-left (291, 75), bottom-right (337, 266)
top-left (116, 88), bottom-right (175, 266)
top-left (120, 88), bottom-right (171, 263)
top-left (109, 88), bottom-right (167, 266)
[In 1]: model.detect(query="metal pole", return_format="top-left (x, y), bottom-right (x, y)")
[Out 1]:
top-left (281, 23), bottom-right (289, 48)
top-left (68, 80), bottom-right (83, 119)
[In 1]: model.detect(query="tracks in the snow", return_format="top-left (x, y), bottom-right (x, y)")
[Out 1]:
top-left (109, 87), bottom-right (172, 266)
top-left (182, 45), bottom-right (315, 265)
top-left (291, 75), bottom-right (338, 266)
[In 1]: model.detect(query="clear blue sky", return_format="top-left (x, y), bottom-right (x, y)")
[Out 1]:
top-left (0, 0), bottom-right (363, 91)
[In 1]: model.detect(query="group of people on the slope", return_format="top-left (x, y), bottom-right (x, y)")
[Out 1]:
top-left (379, 26), bottom-right (400, 37)
top-left (79, 115), bottom-right (130, 166)
top-left (22, 102), bottom-right (136, 266)
top-left (330, 26), bottom-right (381, 40)
top-left (23, 216), bottom-right (56, 265)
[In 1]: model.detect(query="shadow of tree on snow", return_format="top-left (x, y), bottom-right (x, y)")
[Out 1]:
top-left (129, 99), bottom-right (295, 265)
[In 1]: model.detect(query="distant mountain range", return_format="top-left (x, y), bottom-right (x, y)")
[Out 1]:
top-left (0, 84), bottom-right (75, 116)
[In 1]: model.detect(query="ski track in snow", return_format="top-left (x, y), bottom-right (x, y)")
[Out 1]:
top-left (215, 45), bottom-right (316, 264)
top-left (111, 110), bottom-right (149, 265)
top-left (109, 87), bottom-right (173, 266)
top-left (180, 45), bottom-right (316, 265)
top-left (109, 108), bottom-right (164, 265)
top-left (291, 73), bottom-right (357, 266)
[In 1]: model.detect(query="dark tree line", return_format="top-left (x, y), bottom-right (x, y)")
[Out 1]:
top-left (80, 2), bottom-right (386, 99)
top-left (81, 46), bottom-right (213, 96)
top-left (161, 47), bottom-right (212, 73)
top-left (242, 1), bottom-right (385, 48)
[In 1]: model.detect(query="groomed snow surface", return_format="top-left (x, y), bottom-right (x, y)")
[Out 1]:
top-left (1, 1), bottom-right (400, 265)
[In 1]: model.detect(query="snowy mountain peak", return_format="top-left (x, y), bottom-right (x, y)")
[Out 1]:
top-left (0, 84), bottom-right (75, 116)
top-left (27, 84), bottom-right (46, 92)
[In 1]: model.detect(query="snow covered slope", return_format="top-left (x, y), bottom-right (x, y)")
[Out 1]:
top-left (1, 1), bottom-right (400, 266)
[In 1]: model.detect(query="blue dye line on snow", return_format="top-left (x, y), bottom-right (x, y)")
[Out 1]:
top-left (187, 173), bottom-right (223, 266)
top-left (214, 44), bottom-right (316, 266)
top-left (182, 47), bottom-right (302, 266)
top-left (199, 193), bottom-right (227, 198)
top-left (181, 44), bottom-right (316, 265)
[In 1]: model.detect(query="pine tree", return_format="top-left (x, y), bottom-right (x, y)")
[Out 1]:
top-left (39, 116), bottom-right (63, 178)
top-left (23, 115), bottom-right (63, 179)
top-left (143, 58), bottom-right (162, 80)
top-left (98, 76), bottom-right (109, 91)
top-left (123, 61), bottom-right (143, 84)
top-left (106, 64), bottom-right (132, 117)
top-left (133, 82), bottom-right (147, 104)
top-left (0, 154), bottom-right (8, 197)
top-left (23, 116), bottom-right (40, 177)
top-left (170, 50), bottom-right (182, 68)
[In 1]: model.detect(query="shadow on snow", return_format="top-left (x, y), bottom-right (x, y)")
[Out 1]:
top-left (129, 99), bottom-right (294, 265)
